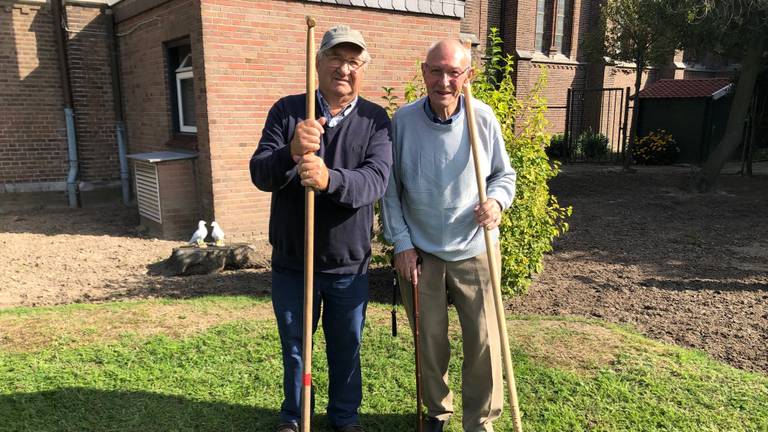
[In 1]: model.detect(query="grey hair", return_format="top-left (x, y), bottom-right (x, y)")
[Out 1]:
top-left (317, 46), bottom-right (372, 70)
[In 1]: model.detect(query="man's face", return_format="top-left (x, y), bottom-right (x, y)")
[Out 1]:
top-left (317, 43), bottom-right (366, 100)
top-left (421, 44), bottom-right (472, 113)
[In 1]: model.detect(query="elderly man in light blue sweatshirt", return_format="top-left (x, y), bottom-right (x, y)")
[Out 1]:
top-left (381, 39), bottom-right (516, 432)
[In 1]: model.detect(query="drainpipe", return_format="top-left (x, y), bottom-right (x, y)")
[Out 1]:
top-left (105, 8), bottom-right (130, 205)
top-left (51, 0), bottom-right (80, 208)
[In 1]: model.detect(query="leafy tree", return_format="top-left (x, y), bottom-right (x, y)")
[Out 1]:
top-left (584, 0), bottom-right (688, 169)
top-left (680, 0), bottom-right (768, 191)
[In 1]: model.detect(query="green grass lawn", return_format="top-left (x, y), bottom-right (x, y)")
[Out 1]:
top-left (0, 296), bottom-right (766, 432)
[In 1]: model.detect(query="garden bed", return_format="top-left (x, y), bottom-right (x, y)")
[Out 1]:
top-left (1, 164), bottom-right (766, 373)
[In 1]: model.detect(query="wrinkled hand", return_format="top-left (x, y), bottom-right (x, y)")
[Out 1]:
top-left (474, 198), bottom-right (503, 230)
top-left (290, 117), bottom-right (326, 158)
top-left (394, 248), bottom-right (421, 286)
top-left (296, 154), bottom-right (329, 191)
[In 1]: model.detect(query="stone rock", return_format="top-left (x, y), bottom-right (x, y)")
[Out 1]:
top-left (150, 243), bottom-right (268, 276)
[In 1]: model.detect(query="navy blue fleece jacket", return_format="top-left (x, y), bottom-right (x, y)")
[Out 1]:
top-left (249, 94), bottom-right (392, 274)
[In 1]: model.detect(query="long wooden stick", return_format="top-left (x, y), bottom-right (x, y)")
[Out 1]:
top-left (411, 268), bottom-right (424, 432)
top-left (462, 40), bottom-right (523, 432)
top-left (301, 16), bottom-right (316, 432)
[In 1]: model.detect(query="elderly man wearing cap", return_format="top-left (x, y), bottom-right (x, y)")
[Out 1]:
top-left (250, 25), bottom-right (392, 432)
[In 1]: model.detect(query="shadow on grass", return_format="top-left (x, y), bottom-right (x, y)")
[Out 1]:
top-left (0, 388), bottom-right (413, 432)
top-left (92, 266), bottom-right (400, 309)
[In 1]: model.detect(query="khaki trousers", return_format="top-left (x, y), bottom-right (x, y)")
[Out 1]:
top-left (399, 246), bottom-right (504, 432)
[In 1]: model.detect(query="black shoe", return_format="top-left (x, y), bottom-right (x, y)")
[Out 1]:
top-left (332, 424), bottom-right (364, 432)
top-left (275, 423), bottom-right (298, 432)
top-left (423, 416), bottom-right (445, 432)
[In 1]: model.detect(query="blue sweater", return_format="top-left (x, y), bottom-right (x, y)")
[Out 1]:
top-left (382, 97), bottom-right (516, 261)
top-left (250, 94), bottom-right (393, 274)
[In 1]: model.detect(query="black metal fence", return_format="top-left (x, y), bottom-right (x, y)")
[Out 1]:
top-left (564, 87), bottom-right (632, 162)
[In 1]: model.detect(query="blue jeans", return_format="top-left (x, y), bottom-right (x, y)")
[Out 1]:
top-left (271, 267), bottom-right (369, 428)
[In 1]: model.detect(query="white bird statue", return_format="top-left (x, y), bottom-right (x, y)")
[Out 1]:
top-left (189, 220), bottom-right (208, 248)
top-left (211, 221), bottom-right (225, 247)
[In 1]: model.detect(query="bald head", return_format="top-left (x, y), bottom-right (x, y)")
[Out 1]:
top-left (421, 39), bottom-right (474, 121)
top-left (425, 39), bottom-right (471, 69)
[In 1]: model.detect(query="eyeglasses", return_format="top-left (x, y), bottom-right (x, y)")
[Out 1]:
top-left (422, 64), bottom-right (471, 80)
top-left (325, 55), bottom-right (367, 72)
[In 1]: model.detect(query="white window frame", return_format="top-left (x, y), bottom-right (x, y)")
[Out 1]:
top-left (175, 54), bottom-right (196, 133)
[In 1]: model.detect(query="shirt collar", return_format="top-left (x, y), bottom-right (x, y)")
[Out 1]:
top-left (423, 95), bottom-right (464, 124)
top-left (317, 90), bottom-right (358, 128)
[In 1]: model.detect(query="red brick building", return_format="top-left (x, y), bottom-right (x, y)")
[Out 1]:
top-left (2, 0), bottom-right (464, 239)
top-left (1, 0), bottom-right (116, 192)
top-left (1, 0), bottom-right (734, 240)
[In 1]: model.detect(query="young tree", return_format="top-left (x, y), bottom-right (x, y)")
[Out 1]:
top-left (585, 0), bottom-right (687, 169)
top-left (683, 0), bottom-right (768, 191)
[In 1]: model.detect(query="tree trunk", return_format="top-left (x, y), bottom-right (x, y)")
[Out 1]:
top-left (624, 59), bottom-right (645, 170)
top-left (695, 38), bottom-right (765, 191)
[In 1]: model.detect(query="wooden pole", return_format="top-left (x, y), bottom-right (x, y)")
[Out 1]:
top-left (412, 268), bottom-right (424, 432)
top-left (301, 16), bottom-right (316, 432)
top-left (461, 40), bottom-right (523, 432)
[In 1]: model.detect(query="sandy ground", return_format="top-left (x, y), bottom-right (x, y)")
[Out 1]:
top-left (1, 164), bottom-right (766, 373)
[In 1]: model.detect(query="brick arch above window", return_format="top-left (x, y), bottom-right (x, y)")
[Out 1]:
top-left (304, 0), bottom-right (465, 18)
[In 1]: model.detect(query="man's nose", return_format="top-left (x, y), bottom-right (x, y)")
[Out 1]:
top-left (338, 62), bottom-right (353, 74)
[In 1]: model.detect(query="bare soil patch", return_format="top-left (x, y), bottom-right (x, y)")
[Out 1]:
top-left (1, 164), bottom-right (766, 373)
top-left (508, 164), bottom-right (768, 373)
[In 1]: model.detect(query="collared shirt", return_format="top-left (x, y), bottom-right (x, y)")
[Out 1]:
top-left (423, 95), bottom-right (464, 124)
top-left (317, 90), bottom-right (358, 128)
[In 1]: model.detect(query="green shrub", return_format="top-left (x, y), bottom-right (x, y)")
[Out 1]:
top-left (634, 129), bottom-right (679, 164)
top-left (575, 130), bottom-right (609, 159)
top-left (381, 28), bottom-right (570, 296)
top-left (546, 133), bottom-right (568, 160)
top-left (472, 32), bottom-right (570, 296)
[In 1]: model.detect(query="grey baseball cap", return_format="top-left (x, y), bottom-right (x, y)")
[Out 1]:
top-left (320, 25), bottom-right (367, 51)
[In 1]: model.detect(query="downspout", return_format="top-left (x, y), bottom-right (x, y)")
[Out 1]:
top-left (51, 0), bottom-right (79, 208)
top-left (105, 8), bottom-right (130, 205)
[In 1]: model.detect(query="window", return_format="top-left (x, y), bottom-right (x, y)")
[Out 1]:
top-left (167, 40), bottom-right (196, 134)
top-left (535, 0), bottom-right (572, 56)
top-left (554, 0), bottom-right (566, 52)
top-left (535, 0), bottom-right (547, 52)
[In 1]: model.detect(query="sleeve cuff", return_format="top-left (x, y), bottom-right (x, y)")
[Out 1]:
top-left (325, 169), bottom-right (342, 194)
top-left (488, 193), bottom-right (510, 211)
top-left (393, 237), bottom-right (414, 255)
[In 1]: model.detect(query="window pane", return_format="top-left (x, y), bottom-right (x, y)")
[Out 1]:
top-left (555, 0), bottom-right (566, 52)
top-left (535, 0), bottom-right (546, 52)
top-left (180, 77), bottom-right (195, 127)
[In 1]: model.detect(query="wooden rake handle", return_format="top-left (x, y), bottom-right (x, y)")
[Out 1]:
top-left (301, 15), bottom-right (316, 432)
top-left (461, 39), bottom-right (524, 432)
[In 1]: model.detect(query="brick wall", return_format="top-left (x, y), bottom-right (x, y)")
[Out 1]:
top-left (64, 4), bottom-right (118, 183)
top-left (200, 0), bottom-right (461, 240)
top-left (1, 2), bottom-right (67, 188)
top-left (115, 0), bottom-right (211, 231)
top-left (1, 1), bottom-right (117, 191)
top-left (490, 0), bottom-right (594, 134)
top-left (461, 0), bottom-right (489, 56)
